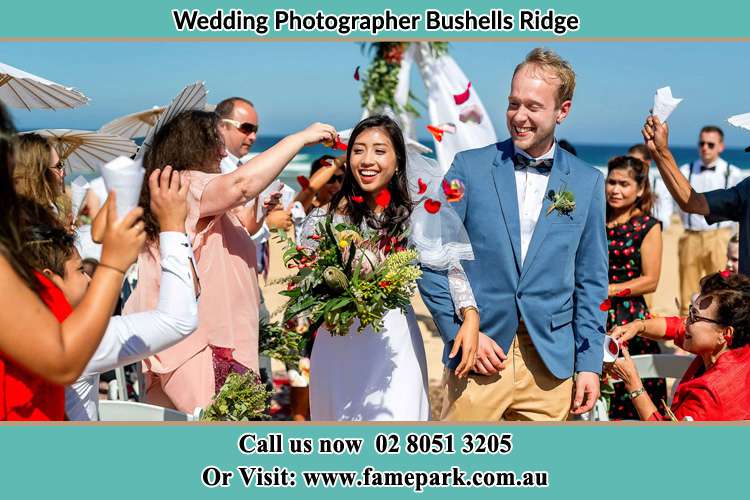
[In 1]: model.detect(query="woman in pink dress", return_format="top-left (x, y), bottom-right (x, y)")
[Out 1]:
top-left (124, 110), bottom-right (335, 413)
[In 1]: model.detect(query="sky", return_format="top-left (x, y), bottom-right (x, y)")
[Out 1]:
top-left (3, 41), bottom-right (750, 148)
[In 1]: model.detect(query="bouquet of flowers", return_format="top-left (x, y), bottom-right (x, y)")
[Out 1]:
top-left (274, 216), bottom-right (421, 338)
top-left (259, 318), bottom-right (304, 367)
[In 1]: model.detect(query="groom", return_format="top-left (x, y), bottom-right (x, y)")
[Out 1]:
top-left (419, 48), bottom-right (607, 421)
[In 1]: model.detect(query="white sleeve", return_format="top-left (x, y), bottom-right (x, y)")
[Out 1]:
top-left (80, 232), bottom-right (199, 376)
top-left (251, 222), bottom-right (271, 245)
top-left (448, 263), bottom-right (476, 320)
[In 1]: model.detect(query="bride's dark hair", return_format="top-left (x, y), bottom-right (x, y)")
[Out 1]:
top-left (329, 115), bottom-right (412, 236)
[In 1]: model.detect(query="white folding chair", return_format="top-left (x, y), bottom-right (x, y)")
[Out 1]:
top-left (98, 400), bottom-right (196, 422)
top-left (630, 353), bottom-right (695, 379)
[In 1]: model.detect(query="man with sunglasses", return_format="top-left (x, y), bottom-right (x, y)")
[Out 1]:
top-left (643, 116), bottom-right (749, 285)
top-left (643, 121), bottom-right (742, 314)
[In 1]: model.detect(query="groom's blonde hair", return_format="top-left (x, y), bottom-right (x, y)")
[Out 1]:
top-left (513, 48), bottom-right (576, 108)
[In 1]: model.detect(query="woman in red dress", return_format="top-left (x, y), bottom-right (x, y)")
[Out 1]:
top-left (0, 102), bottom-right (146, 421)
top-left (609, 271), bottom-right (750, 421)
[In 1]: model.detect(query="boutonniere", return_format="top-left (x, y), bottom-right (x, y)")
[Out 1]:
top-left (546, 186), bottom-right (576, 217)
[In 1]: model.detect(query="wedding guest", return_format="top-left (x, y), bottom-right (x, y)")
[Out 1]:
top-left (604, 155), bottom-right (664, 419)
top-left (0, 102), bottom-right (146, 421)
top-left (727, 233), bottom-right (740, 274)
top-left (12, 133), bottom-right (69, 224)
top-left (643, 120), bottom-right (742, 309)
top-left (294, 154), bottom-right (346, 214)
top-left (124, 109), bottom-right (335, 413)
top-left (23, 166), bottom-right (199, 420)
top-left (215, 97), bottom-right (292, 272)
top-left (609, 272), bottom-right (750, 420)
top-left (628, 144), bottom-right (674, 230)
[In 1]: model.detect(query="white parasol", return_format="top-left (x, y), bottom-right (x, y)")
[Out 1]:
top-left (0, 61), bottom-right (89, 110)
top-left (24, 129), bottom-right (138, 173)
top-left (137, 81), bottom-right (208, 159)
top-left (99, 106), bottom-right (165, 139)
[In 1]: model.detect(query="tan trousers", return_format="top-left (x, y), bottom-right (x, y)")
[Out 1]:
top-left (440, 325), bottom-right (573, 421)
top-left (678, 228), bottom-right (732, 315)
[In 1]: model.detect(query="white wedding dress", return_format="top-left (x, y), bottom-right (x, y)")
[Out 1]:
top-left (299, 209), bottom-right (474, 422)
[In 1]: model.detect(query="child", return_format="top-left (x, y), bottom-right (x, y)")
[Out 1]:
top-left (24, 167), bottom-right (200, 420)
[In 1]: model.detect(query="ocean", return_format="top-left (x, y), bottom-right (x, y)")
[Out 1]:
top-left (70, 136), bottom-right (750, 189)
top-left (248, 136), bottom-right (750, 188)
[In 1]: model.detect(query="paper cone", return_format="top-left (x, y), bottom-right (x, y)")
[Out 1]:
top-left (652, 86), bottom-right (683, 123)
top-left (70, 175), bottom-right (90, 218)
top-left (101, 156), bottom-right (145, 219)
top-left (602, 335), bottom-right (620, 364)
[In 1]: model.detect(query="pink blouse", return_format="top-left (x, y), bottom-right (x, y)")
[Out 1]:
top-left (124, 170), bottom-right (260, 374)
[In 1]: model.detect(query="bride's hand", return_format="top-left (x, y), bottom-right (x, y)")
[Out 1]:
top-left (450, 309), bottom-right (479, 379)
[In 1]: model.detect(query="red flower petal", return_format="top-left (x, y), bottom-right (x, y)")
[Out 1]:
top-left (720, 269), bottom-right (731, 278)
top-left (319, 159), bottom-right (332, 167)
top-left (426, 125), bottom-right (444, 142)
top-left (335, 139), bottom-right (348, 151)
top-left (424, 198), bottom-right (442, 214)
top-left (615, 288), bottom-right (631, 297)
top-left (351, 195), bottom-right (364, 203)
top-left (599, 298), bottom-right (612, 311)
top-left (310, 234), bottom-right (321, 240)
top-left (297, 175), bottom-right (310, 190)
top-left (375, 188), bottom-right (391, 208)
top-left (417, 178), bottom-right (427, 195)
top-left (453, 81), bottom-right (472, 105)
top-left (354, 66), bottom-right (360, 81)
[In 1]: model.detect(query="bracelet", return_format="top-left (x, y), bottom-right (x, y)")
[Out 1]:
top-left (98, 262), bottom-right (127, 275)
top-left (626, 387), bottom-right (646, 400)
top-left (460, 306), bottom-right (479, 319)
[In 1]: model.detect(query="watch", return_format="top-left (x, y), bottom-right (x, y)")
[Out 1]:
top-left (627, 387), bottom-right (646, 400)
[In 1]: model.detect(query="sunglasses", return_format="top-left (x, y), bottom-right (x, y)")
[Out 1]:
top-left (50, 160), bottom-right (65, 172)
top-left (327, 174), bottom-right (344, 185)
top-left (686, 305), bottom-right (724, 327)
top-left (699, 141), bottom-right (716, 150)
top-left (222, 118), bottom-right (258, 135)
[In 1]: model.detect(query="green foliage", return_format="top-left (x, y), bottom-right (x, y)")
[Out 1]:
top-left (275, 217), bottom-right (421, 338)
top-left (200, 371), bottom-right (270, 422)
top-left (360, 42), bottom-right (450, 116)
top-left (258, 319), bottom-right (303, 367)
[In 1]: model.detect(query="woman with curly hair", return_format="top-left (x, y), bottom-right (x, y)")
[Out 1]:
top-left (124, 109), bottom-right (335, 413)
top-left (609, 272), bottom-right (750, 421)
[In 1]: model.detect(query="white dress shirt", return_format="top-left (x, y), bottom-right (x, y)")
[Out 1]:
top-left (679, 158), bottom-right (742, 231)
top-left (65, 232), bottom-right (199, 421)
top-left (649, 170), bottom-right (675, 230)
top-left (514, 143), bottom-right (556, 264)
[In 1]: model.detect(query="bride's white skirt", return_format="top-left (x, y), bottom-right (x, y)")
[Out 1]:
top-left (310, 307), bottom-right (430, 421)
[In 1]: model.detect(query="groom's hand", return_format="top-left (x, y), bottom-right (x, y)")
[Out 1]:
top-left (472, 332), bottom-right (507, 376)
top-left (570, 371), bottom-right (600, 415)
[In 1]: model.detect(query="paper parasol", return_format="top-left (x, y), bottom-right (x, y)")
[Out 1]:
top-left (0, 61), bottom-right (89, 110)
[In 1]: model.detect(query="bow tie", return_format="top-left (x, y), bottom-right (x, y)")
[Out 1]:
top-left (700, 164), bottom-right (716, 172)
top-left (514, 153), bottom-right (553, 174)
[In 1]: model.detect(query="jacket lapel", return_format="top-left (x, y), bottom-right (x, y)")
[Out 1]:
top-left (491, 141), bottom-right (522, 275)
top-left (520, 147), bottom-right (572, 281)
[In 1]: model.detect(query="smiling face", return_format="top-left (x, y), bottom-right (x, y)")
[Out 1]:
top-left (684, 294), bottom-right (730, 355)
top-left (606, 168), bottom-right (644, 212)
top-left (506, 64), bottom-right (571, 158)
top-left (348, 127), bottom-right (397, 195)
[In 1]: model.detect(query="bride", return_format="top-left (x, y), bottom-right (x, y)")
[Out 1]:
top-left (298, 115), bottom-right (479, 421)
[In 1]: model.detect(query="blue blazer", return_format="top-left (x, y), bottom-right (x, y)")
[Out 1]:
top-left (418, 140), bottom-right (608, 379)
